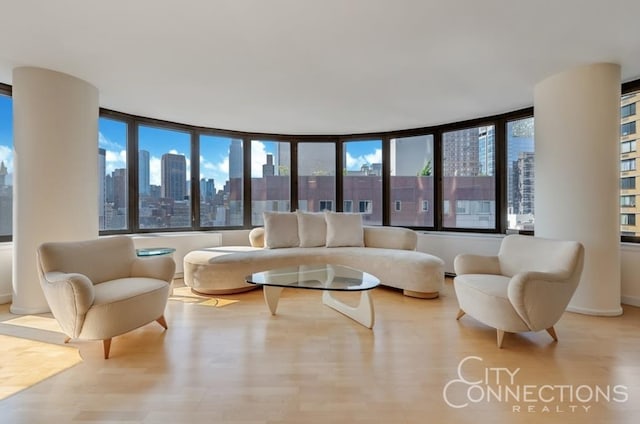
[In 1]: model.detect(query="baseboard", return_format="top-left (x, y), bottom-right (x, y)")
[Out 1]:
top-left (621, 295), bottom-right (640, 308)
top-left (0, 293), bottom-right (11, 305)
top-left (566, 304), bottom-right (624, 316)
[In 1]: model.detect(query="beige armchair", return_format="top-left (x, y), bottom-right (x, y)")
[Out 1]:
top-left (453, 235), bottom-right (584, 348)
top-left (37, 236), bottom-right (175, 359)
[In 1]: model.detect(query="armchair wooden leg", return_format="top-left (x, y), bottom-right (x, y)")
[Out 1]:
top-left (546, 326), bottom-right (558, 342)
top-left (156, 315), bottom-right (168, 330)
top-left (64, 337), bottom-right (71, 344)
top-left (103, 338), bottom-right (112, 359)
top-left (497, 329), bottom-right (506, 348)
top-left (456, 309), bottom-right (466, 320)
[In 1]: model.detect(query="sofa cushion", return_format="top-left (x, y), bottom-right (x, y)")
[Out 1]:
top-left (296, 211), bottom-right (327, 247)
top-left (324, 211), bottom-right (364, 247)
top-left (263, 211), bottom-right (299, 248)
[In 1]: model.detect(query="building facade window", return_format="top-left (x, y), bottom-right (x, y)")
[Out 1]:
top-left (199, 135), bottom-right (243, 227)
top-left (621, 140), bottom-right (636, 154)
top-left (251, 140), bottom-right (290, 225)
top-left (622, 159), bottom-right (636, 172)
top-left (442, 125), bottom-right (496, 229)
top-left (621, 121), bottom-right (636, 136)
top-left (621, 177), bottom-right (636, 190)
top-left (343, 200), bottom-right (353, 212)
top-left (0, 92), bottom-right (12, 238)
top-left (298, 142), bottom-right (335, 212)
top-left (343, 140), bottom-right (382, 224)
top-left (390, 134), bottom-right (434, 227)
top-left (620, 195), bottom-right (636, 207)
top-left (359, 200), bottom-right (373, 214)
top-left (394, 200), bottom-right (402, 211)
top-left (621, 214), bottom-right (636, 226)
top-left (622, 102), bottom-right (636, 118)
top-left (319, 200), bottom-right (333, 211)
top-left (99, 117), bottom-right (129, 231)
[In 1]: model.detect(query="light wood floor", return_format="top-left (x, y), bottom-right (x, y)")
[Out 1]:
top-left (0, 278), bottom-right (639, 424)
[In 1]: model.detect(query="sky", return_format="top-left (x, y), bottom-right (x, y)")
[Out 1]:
top-left (0, 95), bottom-right (13, 183)
top-left (99, 116), bottom-right (385, 192)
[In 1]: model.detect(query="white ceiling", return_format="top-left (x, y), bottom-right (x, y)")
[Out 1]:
top-left (1, 0), bottom-right (640, 135)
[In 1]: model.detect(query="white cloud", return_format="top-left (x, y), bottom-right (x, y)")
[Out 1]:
top-left (251, 140), bottom-right (267, 177)
top-left (0, 145), bottom-right (13, 173)
top-left (98, 131), bottom-right (124, 151)
top-left (150, 156), bottom-right (161, 186)
top-left (199, 156), bottom-right (230, 192)
top-left (104, 149), bottom-right (127, 175)
top-left (345, 148), bottom-right (382, 171)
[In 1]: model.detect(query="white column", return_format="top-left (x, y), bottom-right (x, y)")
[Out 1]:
top-left (534, 63), bottom-right (622, 316)
top-left (11, 67), bottom-right (98, 314)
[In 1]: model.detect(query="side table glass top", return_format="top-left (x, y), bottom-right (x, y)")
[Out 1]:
top-left (136, 247), bottom-right (176, 257)
top-left (246, 264), bottom-right (380, 291)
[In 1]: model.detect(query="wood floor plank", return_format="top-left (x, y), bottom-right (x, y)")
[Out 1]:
top-left (0, 278), bottom-right (638, 423)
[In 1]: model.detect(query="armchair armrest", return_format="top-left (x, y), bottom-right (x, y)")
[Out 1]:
top-left (130, 256), bottom-right (176, 283)
top-left (454, 254), bottom-right (501, 276)
top-left (507, 271), bottom-right (577, 331)
top-left (40, 272), bottom-right (95, 337)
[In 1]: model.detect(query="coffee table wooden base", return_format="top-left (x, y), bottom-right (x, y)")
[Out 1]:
top-left (262, 286), bottom-right (375, 329)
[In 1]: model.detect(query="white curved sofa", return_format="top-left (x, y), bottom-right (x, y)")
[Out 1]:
top-left (184, 216), bottom-right (444, 298)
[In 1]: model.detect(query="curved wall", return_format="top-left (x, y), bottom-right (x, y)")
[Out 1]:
top-left (11, 67), bottom-right (98, 314)
top-left (534, 63), bottom-right (622, 316)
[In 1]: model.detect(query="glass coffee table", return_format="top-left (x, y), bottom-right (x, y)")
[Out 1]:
top-left (246, 264), bottom-right (380, 329)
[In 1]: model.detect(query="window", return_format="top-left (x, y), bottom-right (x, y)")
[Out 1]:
top-left (621, 121), bottom-right (636, 136)
top-left (138, 125), bottom-right (191, 229)
top-left (358, 200), bottom-right (373, 214)
top-left (343, 140), bottom-right (382, 224)
top-left (0, 93), bottom-right (12, 238)
top-left (319, 200), bottom-right (333, 211)
top-left (298, 142), bottom-right (335, 212)
top-left (620, 195), bottom-right (636, 207)
top-left (621, 214), bottom-right (636, 226)
top-left (621, 140), bottom-right (636, 154)
top-left (442, 125), bottom-right (496, 229)
top-left (343, 200), bottom-right (353, 212)
top-left (394, 201), bottom-right (401, 212)
top-left (251, 140), bottom-right (290, 225)
top-left (390, 135), bottom-right (434, 227)
top-left (622, 159), bottom-right (636, 172)
top-left (422, 200), bottom-right (429, 212)
top-left (99, 117), bottom-right (128, 231)
top-left (506, 117), bottom-right (535, 231)
top-left (199, 135), bottom-right (243, 227)
top-left (621, 103), bottom-right (636, 118)
top-left (621, 177), bottom-right (636, 190)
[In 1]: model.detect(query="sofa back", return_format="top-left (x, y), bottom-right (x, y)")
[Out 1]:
top-left (38, 236), bottom-right (136, 284)
top-left (248, 226), bottom-right (417, 250)
top-left (498, 235), bottom-right (584, 280)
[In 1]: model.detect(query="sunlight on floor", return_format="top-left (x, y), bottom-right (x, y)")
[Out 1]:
top-left (170, 286), bottom-right (239, 308)
top-left (0, 334), bottom-right (82, 401)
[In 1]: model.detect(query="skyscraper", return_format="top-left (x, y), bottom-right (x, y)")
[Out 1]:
top-left (139, 149), bottom-right (150, 196)
top-left (229, 139), bottom-right (243, 179)
top-left (263, 154), bottom-right (275, 177)
top-left (161, 153), bottom-right (187, 200)
top-left (98, 148), bottom-right (105, 228)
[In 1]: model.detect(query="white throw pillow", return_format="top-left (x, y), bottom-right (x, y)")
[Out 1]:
top-left (263, 212), bottom-right (299, 248)
top-left (324, 211), bottom-right (364, 247)
top-left (296, 211), bottom-right (327, 247)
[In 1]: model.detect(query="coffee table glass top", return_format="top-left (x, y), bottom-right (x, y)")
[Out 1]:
top-left (246, 264), bottom-right (380, 291)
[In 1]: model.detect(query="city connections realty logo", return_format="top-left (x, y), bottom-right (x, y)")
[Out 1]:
top-left (442, 356), bottom-right (629, 413)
